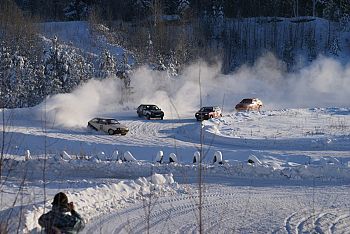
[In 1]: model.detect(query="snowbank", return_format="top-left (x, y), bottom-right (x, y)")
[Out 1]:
top-left (22, 173), bottom-right (184, 233)
top-left (6, 151), bottom-right (350, 183)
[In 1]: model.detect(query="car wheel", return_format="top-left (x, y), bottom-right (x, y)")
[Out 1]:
top-left (108, 129), bottom-right (115, 135)
top-left (161, 117), bottom-right (163, 120)
top-left (146, 114), bottom-right (151, 120)
top-left (138, 113), bottom-right (142, 117)
top-left (121, 133), bottom-right (127, 136)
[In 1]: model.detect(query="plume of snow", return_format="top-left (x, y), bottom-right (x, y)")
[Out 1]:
top-left (37, 54), bottom-right (350, 127)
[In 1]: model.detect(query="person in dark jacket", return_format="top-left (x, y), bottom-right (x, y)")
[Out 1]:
top-left (38, 192), bottom-right (85, 234)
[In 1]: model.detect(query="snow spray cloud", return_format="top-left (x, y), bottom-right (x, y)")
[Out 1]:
top-left (131, 53), bottom-right (350, 114)
top-left (39, 53), bottom-right (350, 127)
top-left (39, 78), bottom-right (124, 128)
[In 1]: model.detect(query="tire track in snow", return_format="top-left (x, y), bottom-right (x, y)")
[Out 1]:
top-left (84, 191), bottom-right (238, 234)
top-left (284, 209), bottom-right (350, 234)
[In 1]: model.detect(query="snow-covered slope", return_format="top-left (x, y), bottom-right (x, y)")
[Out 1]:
top-left (40, 21), bottom-right (126, 60)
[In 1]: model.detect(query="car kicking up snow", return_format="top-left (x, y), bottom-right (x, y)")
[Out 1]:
top-left (235, 98), bottom-right (263, 111)
top-left (137, 104), bottom-right (164, 120)
top-left (195, 106), bottom-right (222, 121)
top-left (88, 118), bottom-right (129, 135)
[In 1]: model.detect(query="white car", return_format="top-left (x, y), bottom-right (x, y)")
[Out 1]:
top-left (88, 118), bottom-right (129, 135)
top-left (235, 98), bottom-right (263, 111)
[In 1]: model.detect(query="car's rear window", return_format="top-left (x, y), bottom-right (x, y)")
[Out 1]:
top-left (145, 105), bottom-right (159, 110)
top-left (241, 99), bottom-right (253, 104)
top-left (201, 107), bottom-right (213, 111)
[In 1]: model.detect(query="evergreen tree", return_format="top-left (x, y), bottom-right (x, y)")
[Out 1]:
top-left (43, 36), bottom-right (92, 94)
top-left (329, 38), bottom-right (341, 56)
top-left (0, 46), bottom-right (14, 108)
top-left (283, 41), bottom-right (295, 70)
top-left (98, 49), bottom-right (116, 78)
top-left (43, 37), bottom-right (66, 95)
top-left (64, 0), bottom-right (89, 21)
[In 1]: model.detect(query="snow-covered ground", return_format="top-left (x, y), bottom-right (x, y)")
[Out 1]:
top-left (0, 106), bottom-right (349, 233)
top-left (1, 18), bottom-right (350, 234)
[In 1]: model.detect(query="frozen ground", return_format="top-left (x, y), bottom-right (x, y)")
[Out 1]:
top-left (0, 106), bottom-right (349, 233)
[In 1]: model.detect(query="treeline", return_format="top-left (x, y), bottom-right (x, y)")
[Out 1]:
top-left (0, 0), bottom-right (132, 108)
top-left (14, 0), bottom-right (350, 22)
top-left (0, 0), bottom-right (348, 109)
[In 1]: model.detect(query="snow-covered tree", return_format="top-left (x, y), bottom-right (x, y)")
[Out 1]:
top-left (0, 45), bottom-right (40, 108)
top-left (117, 53), bottom-right (133, 104)
top-left (176, 0), bottom-right (190, 15)
top-left (98, 49), bottom-right (116, 78)
top-left (340, 13), bottom-right (350, 31)
top-left (63, 0), bottom-right (88, 20)
top-left (329, 38), bottom-right (341, 56)
top-left (43, 37), bottom-right (67, 94)
top-left (44, 36), bottom-right (93, 94)
top-left (136, 0), bottom-right (153, 10)
top-left (323, 0), bottom-right (341, 21)
top-left (164, 50), bottom-right (179, 77)
top-left (306, 33), bottom-right (317, 61)
top-left (0, 47), bottom-right (14, 107)
top-left (283, 41), bottom-right (295, 70)
top-left (117, 53), bottom-right (132, 83)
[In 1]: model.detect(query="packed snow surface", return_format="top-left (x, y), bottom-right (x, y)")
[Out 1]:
top-left (1, 106), bottom-right (349, 233)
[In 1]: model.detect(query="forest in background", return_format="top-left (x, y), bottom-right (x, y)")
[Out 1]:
top-left (0, 0), bottom-right (350, 108)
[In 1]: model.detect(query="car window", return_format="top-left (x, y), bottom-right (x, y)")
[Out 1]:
top-left (107, 119), bottom-right (119, 124)
top-left (201, 107), bottom-right (213, 112)
top-left (147, 105), bottom-right (159, 110)
top-left (241, 99), bottom-right (253, 104)
top-left (100, 119), bottom-right (107, 124)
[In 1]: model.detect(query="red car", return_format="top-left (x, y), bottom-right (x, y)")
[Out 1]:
top-left (235, 98), bottom-right (263, 111)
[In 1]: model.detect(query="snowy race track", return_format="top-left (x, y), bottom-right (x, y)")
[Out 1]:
top-left (1, 107), bottom-right (350, 233)
top-left (84, 184), bottom-right (350, 234)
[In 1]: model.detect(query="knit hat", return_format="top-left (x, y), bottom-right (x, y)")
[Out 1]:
top-left (52, 192), bottom-right (69, 208)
